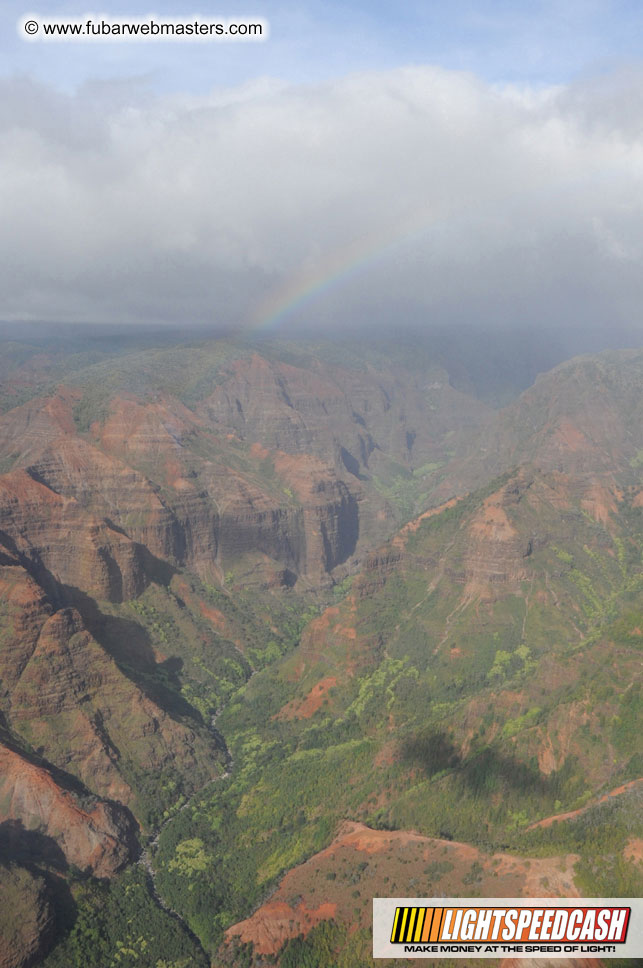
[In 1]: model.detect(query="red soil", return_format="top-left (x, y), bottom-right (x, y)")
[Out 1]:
top-left (528, 778), bottom-right (643, 829)
top-left (223, 821), bottom-right (581, 959)
top-left (275, 676), bottom-right (338, 720)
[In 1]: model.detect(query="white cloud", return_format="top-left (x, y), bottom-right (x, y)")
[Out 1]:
top-left (1, 65), bottom-right (643, 331)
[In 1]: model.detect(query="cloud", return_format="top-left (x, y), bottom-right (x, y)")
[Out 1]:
top-left (1, 65), bottom-right (643, 332)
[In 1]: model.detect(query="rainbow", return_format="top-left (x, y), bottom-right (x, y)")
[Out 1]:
top-left (247, 204), bottom-right (441, 333)
top-left (246, 161), bottom-right (578, 335)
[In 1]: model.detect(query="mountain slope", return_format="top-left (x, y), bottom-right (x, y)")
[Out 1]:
top-left (149, 351), bottom-right (643, 963)
top-left (0, 334), bottom-right (641, 966)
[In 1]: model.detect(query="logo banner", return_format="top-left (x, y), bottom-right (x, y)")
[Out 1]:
top-left (373, 897), bottom-right (643, 958)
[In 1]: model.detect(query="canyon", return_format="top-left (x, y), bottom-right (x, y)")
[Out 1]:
top-left (0, 331), bottom-right (640, 967)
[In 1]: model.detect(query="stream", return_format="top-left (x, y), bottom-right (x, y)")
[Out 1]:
top-left (136, 710), bottom-right (234, 954)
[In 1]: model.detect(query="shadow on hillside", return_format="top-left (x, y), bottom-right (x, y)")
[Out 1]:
top-left (401, 729), bottom-right (549, 796)
top-left (0, 820), bottom-right (68, 873)
top-left (2, 540), bottom-right (202, 725)
top-left (0, 715), bottom-right (95, 800)
top-left (401, 730), bottom-right (460, 775)
top-left (62, 586), bottom-right (199, 723)
top-left (0, 822), bottom-right (77, 962)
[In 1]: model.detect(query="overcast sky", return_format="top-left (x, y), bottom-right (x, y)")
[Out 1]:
top-left (2, 1), bottom-right (643, 332)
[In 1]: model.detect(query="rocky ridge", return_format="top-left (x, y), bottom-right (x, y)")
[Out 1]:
top-left (0, 743), bottom-right (135, 878)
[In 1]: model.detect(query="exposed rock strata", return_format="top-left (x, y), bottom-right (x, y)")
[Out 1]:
top-left (0, 743), bottom-right (135, 877)
top-left (0, 469), bottom-right (146, 602)
top-left (200, 353), bottom-right (488, 475)
top-left (0, 563), bottom-right (221, 813)
top-left (0, 387), bottom-right (369, 592)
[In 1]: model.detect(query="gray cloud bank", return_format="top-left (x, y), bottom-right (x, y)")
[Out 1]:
top-left (1, 66), bottom-right (643, 332)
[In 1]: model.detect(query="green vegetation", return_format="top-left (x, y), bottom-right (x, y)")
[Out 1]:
top-left (72, 386), bottom-right (112, 432)
top-left (143, 468), bottom-right (643, 957)
top-left (67, 340), bottom-right (244, 418)
top-left (276, 922), bottom-right (374, 968)
top-left (372, 458), bottom-right (444, 521)
top-left (43, 866), bottom-right (209, 968)
top-left (0, 863), bottom-right (50, 962)
top-left (516, 788), bottom-right (643, 895)
top-left (3, 336), bottom-right (643, 967)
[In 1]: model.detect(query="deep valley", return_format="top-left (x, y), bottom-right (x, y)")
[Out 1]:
top-left (0, 327), bottom-right (641, 968)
